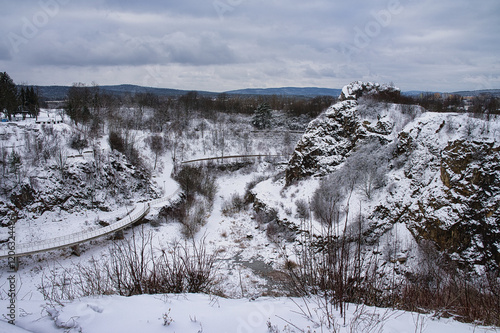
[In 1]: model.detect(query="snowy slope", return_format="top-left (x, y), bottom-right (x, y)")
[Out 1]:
top-left (1, 294), bottom-right (497, 333)
top-left (0, 92), bottom-right (499, 332)
top-left (261, 82), bottom-right (500, 269)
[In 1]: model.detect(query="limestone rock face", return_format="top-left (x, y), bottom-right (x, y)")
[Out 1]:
top-left (431, 140), bottom-right (500, 266)
top-left (440, 140), bottom-right (500, 194)
top-left (339, 81), bottom-right (400, 101)
top-left (284, 80), bottom-right (500, 268)
top-left (0, 151), bottom-right (156, 226)
top-left (285, 100), bottom-right (362, 184)
top-left (285, 81), bottom-right (400, 185)
top-left (370, 126), bottom-right (500, 268)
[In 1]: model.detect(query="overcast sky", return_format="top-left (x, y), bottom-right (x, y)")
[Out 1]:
top-left (1, 0), bottom-right (499, 92)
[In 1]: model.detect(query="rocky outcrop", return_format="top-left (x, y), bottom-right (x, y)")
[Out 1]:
top-left (434, 140), bottom-right (499, 266)
top-left (285, 100), bottom-right (362, 184)
top-left (284, 80), bottom-right (500, 269)
top-left (0, 151), bottom-right (158, 225)
top-left (339, 81), bottom-right (400, 101)
top-left (440, 140), bottom-right (500, 195)
top-left (285, 81), bottom-right (400, 185)
top-left (369, 133), bottom-right (500, 268)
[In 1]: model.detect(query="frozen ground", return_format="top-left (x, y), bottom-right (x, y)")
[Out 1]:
top-left (1, 155), bottom-right (498, 332)
top-left (1, 294), bottom-right (498, 333)
top-left (1, 108), bottom-right (499, 332)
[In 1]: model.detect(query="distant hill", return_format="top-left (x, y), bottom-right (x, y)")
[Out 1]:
top-left (402, 90), bottom-right (441, 96)
top-left (99, 85), bottom-right (216, 97)
top-left (403, 89), bottom-right (500, 97)
top-left (394, 89), bottom-right (500, 98)
top-left (36, 86), bottom-right (71, 100)
top-left (225, 87), bottom-right (342, 97)
top-left (451, 89), bottom-right (500, 97)
top-left (35, 84), bottom-right (500, 101)
top-left (37, 85), bottom-right (342, 100)
top-left (36, 84), bottom-right (216, 100)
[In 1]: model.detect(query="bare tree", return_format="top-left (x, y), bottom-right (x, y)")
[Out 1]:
top-left (343, 139), bottom-right (389, 199)
top-left (311, 174), bottom-right (344, 231)
top-left (295, 199), bottom-right (310, 220)
top-left (55, 147), bottom-right (68, 179)
top-left (283, 130), bottom-right (293, 159)
top-left (148, 134), bottom-right (165, 170)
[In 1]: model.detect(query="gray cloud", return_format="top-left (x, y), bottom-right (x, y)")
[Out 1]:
top-left (0, 40), bottom-right (12, 61)
top-left (0, 0), bottom-right (499, 91)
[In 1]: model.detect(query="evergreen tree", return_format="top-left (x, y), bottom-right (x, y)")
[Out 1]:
top-left (27, 86), bottom-right (39, 117)
top-left (252, 103), bottom-right (272, 130)
top-left (65, 83), bottom-right (92, 125)
top-left (19, 87), bottom-right (26, 110)
top-left (0, 72), bottom-right (18, 120)
top-left (19, 86), bottom-right (40, 118)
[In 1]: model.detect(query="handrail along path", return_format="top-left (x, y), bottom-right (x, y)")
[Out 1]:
top-left (0, 189), bottom-right (182, 259)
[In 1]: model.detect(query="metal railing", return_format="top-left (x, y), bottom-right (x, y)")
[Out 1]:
top-left (181, 154), bottom-right (284, 164)
top-left (0, 189), bottom-right (182, 259)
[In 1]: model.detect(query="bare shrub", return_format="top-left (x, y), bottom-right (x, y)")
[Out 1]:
top-left (108, 131), bottom-right (125, 153)
top-left (287, 215), bottom-right (388, 324)
top-left (160, 196), bottom-right (209, 239)
top-left (295, 199), bottom-right (310, 220)
top-left (344, 139), bottom-right (389, 199)
top-left (311, 175), bottom-right (343, 227)
top-left (349, 304), bottom-right (392, 333)
top-left (181, 200), bottom-right (207, 238)
top-left (38, 267), bottom-right (80, 305)
top-left (108, 130), bottom-right (142, 167)
top-left (37, 230), bottom-right (220, 301)
top-left (400, 104), bottom-right (420, 123)
top-left (465, 117), bottom-right (478, 138)
top-left (221, 193), bottom-right (246, 216)
top-left (395, 241), bottom-right (500, 326)
top-left (69, 134), bottom-right (88, 154)
top-left (289, 225), bottom-right (500, 327)
top-left (174, 165), bottom-right (217, 205)
top-left (288, 219), bottom-right (500, 326)
top-left (171, 165), bottom-right (217, 238)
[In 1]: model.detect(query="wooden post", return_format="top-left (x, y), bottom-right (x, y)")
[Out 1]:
top-left (114, 229), bottom-right (124, 240)
top-left (71, 244), bottom-right (81, 256)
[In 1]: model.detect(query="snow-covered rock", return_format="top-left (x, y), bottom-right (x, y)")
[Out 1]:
top-left (383, 133), bottom-right (500, 268)
top-left (286, 81), bottom-right (402, 184)
top-left (339, 81), bottom-right (400, 101)
top-left (284, 81), bottom-right (500, 269)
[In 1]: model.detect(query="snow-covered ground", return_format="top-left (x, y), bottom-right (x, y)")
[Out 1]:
top-left (1, 107), bottom-right (499, 332)
top-left (2, 293), bottom-right (498, 333)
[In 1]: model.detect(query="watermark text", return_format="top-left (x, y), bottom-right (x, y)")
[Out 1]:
top-left (7, 0), bottom-right (71, 54)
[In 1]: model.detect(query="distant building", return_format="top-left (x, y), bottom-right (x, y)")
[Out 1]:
top-left (36, 112), bottom-right (63, 124)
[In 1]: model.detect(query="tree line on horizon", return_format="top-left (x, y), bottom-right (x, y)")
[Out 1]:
top-left (0, 72), bottom-right (42, 120)
top-left (2, 71), bottom-right (499, 125)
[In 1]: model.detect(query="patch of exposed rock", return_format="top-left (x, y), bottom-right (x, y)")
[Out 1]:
top-left (286, 81), bottom-right (401, 185)
top-left (284, 80), bottom-right (500, 269)
top-left (368, 128), bottom-right (500, 268)
top-left (0, 151), bottom-right (158, 226)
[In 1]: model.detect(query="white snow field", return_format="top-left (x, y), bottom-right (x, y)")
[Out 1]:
top-left (0, 102), bottom-right (499, 332)
top-left (1, 293), bottom-right (498, 333)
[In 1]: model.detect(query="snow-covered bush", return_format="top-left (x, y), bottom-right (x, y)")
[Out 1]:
top-left (181, 200), bottom-right (208, 238)
top-left (69, 134), bottom-right (88, 154)
top-left (170, 165), bottom-right (218, 237)
top-left (311, 174), bottom-right (344, 226)
top-left (174, 165), bottom-right (217, 205)
top-left (37, 230), bottom-right (220, 299)
top-left (221, 192), bottom-right (246, 216)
